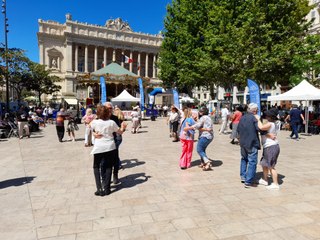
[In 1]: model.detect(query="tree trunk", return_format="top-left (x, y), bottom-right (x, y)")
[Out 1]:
top-left (38, 91), bottom-right (42, 106)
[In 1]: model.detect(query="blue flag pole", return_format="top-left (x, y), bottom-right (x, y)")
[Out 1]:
top-left (247, 79), bottom-right (261, 116)
top-left (138, 78), bottom-right (144, 111)
top-left (100, 76), bottom-right (107, 104)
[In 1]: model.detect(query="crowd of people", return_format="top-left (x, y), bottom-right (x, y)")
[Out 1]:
top-left (2, 100), bottom-right (319, 196)
top-left (164, 102), bottom-right (284, 190)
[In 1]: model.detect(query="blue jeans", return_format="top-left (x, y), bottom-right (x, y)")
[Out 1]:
top-left (240, 147), bottom-right (258, 184)
top-left (290, 122), bottom-right (299, 138)
top-left (197, 137), bottom-right (213, 163)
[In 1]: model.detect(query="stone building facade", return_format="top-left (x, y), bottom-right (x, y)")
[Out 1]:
top-left (37, 14), bottom-right (163, 102)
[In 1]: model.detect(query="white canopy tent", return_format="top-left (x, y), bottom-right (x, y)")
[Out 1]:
top-left (267, 80), bottom-right (320, 134)
top-left (267, 80), bottom-right (320, 101)
top-left (111, 90), bottom-right (140, 102)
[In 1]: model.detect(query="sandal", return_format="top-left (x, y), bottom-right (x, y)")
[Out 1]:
top-left (198, 163), bottom-right (205, 168)
top-left (202, 162), bottom-right (212, 171)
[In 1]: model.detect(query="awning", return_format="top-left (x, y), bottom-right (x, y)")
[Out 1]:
top-left (64, 98), bottom-right (78, 105)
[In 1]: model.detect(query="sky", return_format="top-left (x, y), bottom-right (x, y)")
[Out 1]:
top-left (1, 0), bottom-right (172, 62)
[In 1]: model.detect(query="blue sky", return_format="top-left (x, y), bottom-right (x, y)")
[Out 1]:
top-left (1, 0), bottom-right (172, 62)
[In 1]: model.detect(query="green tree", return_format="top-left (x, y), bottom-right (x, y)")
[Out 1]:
top-left (0, 48), bottom-right (30, 103)
top-left (25, 62), bottom-right (61, 106)
top-left (159, 0), bottom-right (318, 93)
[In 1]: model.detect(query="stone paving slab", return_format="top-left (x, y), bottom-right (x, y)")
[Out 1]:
top-left (0, 118), bottom-right (320, 240)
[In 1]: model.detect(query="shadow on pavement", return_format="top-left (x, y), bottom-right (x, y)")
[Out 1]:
top-left (121, 159), bottom-right (145, 169)
top-left (256, 171), bottom-right (285, 185)
top-left (112, 173), bottom-right (150, 192)
top-left (0, 176), bottom-right (36, 189)
top-left (192, 159), bottom-right (223, 168)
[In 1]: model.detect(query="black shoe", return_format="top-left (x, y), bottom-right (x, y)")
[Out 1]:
top-left (180, 167), bottom-right (187, 170)
top-left (94, 189), bottom-right (104, 196)
top-left (113, 174), bottom-right (120, 185)
top-left (104, 189), bottom-right (111, 196)
top-left (230, 140), bottom-right (235, 144)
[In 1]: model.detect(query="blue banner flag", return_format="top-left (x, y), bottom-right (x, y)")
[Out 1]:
top-left (172, 89), bottom-right (180, 109)
top-left (100, 76), bottom-right (107, 104)
top-left (138, 78), bottom-right (144, 111)
top-left (247, 79), bottom-right (261, 116)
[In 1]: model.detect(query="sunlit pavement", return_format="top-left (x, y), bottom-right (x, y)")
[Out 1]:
top-left (1, 118), bottom-right (320, 240)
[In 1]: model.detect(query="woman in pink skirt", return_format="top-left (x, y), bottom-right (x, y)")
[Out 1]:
top-left (179, 108), bottom-right (195, 169)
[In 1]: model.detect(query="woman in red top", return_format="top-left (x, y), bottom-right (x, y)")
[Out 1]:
top-left (230, 105), bottom-right (243, 144)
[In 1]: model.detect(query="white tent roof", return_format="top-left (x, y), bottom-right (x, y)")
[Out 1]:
top-left (111, 90), bottom-right (140, 102)
top-left (267, 80), bottom-right (320, 101)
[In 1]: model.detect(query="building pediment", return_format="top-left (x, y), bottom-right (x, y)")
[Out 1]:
top-left (105, 18), bottom-right (133, 32)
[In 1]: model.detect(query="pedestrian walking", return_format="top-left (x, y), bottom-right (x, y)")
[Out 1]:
top-left (219, 104), bottom-right (229, 134)
top-left (285, 104), bottom-right (305, 140)
top-left (16, 106), bottom-right (30, 139)
top-left (82, 108), bottom-right (96, 147)
top-left (55, 108), bottom-right (68, 142)
top-left (230, 105), bottom-right (243, 144)
top-left (237, 103), bottom-right (261, 188)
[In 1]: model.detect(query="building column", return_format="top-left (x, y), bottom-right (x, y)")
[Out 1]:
top-left (156, 54), bottom-right (160, 77)
top-left (85, 45), bottom-right (88, 73)
top-left (153, 54), bottom-right (156, 78)
top-left (94, 46), bottom-right (98, 71)
top-left (75, 44), bottom-right (78, 72)
top-left (121, 50), bottom-right (124, 67)
top-left (129, 51), bottom-right (133, 72)
top-left (137, 52), bottom-right (141, 76)
top-left (39, 41), bottom-right (44, 65)
top-left (145, 53), bottom-right (149, 78)
top-left (112, 49), bottom-right (116, 62)
top-left (103, 47), bottom-right (107, 67)
top-left (66, 41), bottom-right (73, 72)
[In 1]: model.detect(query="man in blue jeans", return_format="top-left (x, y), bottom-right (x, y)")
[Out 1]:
top-left (237, 103), bottom-right (261, 188)
top-left (285, 104), bottom-right (305, 140)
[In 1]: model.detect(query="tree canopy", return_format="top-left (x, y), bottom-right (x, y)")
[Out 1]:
top-left (0, 48), bottom-right (61, 105)
top-left (158, 0), bottom-right (320, 94)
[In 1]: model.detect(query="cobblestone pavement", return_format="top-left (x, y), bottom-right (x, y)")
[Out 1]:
top-left (0, 118), bottom-right (320, 240)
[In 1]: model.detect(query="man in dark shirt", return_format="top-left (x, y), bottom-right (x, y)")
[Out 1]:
top-left (286, 104), bottom-right (305, 140)
top-left (16, 106), bottom-right (30, 139)
top-left (237, 103), bottom-right (261, 188)
top-left (104, 102), bottom-right (122, 185)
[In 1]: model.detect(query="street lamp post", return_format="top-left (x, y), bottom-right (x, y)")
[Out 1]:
top-left (2, 0), bottom-right (9, 113)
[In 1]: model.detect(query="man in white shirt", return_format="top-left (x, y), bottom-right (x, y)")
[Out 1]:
top-left (219, 105), bottom-right (229, 134)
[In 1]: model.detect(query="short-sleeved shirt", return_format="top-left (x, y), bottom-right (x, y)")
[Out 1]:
top-left (232, 111), bottom-right (242, 124)
top-left (180, 117), bottom-right (196, 140)
top-left (289, 108), bottom-right (303, 123)
top-left (56, 111), bottom-right (67, 126)
top-left (193, 115), bottom-right (214, 139)
top-left (237, 113), bottom-right (261, 150)
top-left (90, 119), bottom-right (119, 155)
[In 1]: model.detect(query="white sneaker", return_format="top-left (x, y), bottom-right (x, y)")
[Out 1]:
top-left (258, 178), bottom-right (268, 186)
top-left (266, 183), bottom-right (280, 190)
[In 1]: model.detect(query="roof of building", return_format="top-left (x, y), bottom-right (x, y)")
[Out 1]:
top-left (91, 62), bottom-right (138, 77)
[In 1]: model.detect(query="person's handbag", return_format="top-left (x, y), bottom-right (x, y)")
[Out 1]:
top-left (74, 123), bottom-right (79, 131)
top-left (229, 122), bottom-right (233, 130)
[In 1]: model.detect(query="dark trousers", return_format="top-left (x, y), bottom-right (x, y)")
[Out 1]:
top-left (93, 150), bottom-right (117, 191)
top-left (56, 126), bottom-right (65, 142)
top-left (290, 122), bottom-right (299, 138)
top-left (113, 135), bottom-right (123, 175)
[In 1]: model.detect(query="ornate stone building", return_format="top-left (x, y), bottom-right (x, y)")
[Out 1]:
top-left (37, 14), bottom-right (163, 103)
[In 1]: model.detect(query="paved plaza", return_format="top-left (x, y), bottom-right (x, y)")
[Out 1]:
top-left (0, 118), bottom-right (320, 240)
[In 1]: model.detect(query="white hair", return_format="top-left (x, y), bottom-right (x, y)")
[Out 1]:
top-left (248, 103), bottom-right (258, 113)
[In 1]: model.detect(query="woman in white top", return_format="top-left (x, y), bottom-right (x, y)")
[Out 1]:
top-left (91, 105), bottom-right (127, 196)
top-left (256, 109), bottom-right (281, 190)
